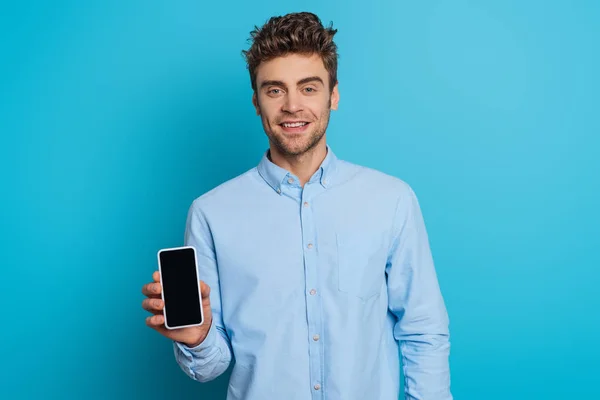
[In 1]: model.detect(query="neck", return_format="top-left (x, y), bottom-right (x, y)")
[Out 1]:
top-left (268, 140), bottom-right (327, 187)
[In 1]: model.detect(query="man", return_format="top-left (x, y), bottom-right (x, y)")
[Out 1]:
top-left (142, 11), bottom-right (452, 400)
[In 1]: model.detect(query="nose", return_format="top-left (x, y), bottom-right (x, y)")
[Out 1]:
top-left (282, 90), bottom-right (303, 113)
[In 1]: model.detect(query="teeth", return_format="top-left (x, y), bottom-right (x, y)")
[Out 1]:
top-left (282, 122), bottom-right (308, 128)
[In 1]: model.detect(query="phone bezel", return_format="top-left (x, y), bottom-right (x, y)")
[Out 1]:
top-left (156, 245), bottom-right (205, 330)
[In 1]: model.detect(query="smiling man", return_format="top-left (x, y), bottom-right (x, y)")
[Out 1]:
top-left (253, 53), bottom-right (338, 167)
top-left (142, 11), bottom-right (452, 400)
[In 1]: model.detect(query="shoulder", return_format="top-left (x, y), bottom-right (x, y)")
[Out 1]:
top-left (336, 159), bottom-right (415, 198)
top-left (189, 167), bottom-right (259, 212)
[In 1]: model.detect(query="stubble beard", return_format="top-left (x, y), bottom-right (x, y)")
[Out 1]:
top-left (262, 100), bottom-right (332, 158)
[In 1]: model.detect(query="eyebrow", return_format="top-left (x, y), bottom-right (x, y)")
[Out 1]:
top-left (260, 76), bottom-right (324, 89)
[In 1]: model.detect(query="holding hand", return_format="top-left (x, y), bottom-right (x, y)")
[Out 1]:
top-left (142, 271), bottom-right (213, 347)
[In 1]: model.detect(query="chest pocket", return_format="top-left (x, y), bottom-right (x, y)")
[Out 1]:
top-left (336, 232), bottom-right (389, 301)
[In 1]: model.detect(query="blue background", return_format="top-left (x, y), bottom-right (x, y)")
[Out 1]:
top-left (1, 1), bottom-right (599, 399)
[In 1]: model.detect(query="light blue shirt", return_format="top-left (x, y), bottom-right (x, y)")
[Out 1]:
top-left (173, 146), bottom-right (452, 400)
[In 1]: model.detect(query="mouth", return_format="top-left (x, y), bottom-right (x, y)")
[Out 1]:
top-left (279, 121), bottom-right (311, 133)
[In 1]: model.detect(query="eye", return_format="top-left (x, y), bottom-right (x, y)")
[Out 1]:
top-left (268, 89), bottom-right (281, 95)
top-left (304, 87), bottom-right (316, 93)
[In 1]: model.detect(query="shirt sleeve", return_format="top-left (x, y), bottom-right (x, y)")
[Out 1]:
top-left (386, 185), bottom-right (453, 400)
top-left (172, 200), bottom-right (233, 383)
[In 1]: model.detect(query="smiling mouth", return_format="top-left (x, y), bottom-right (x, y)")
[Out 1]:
top-left (280, 121), bottom-right (310, 128)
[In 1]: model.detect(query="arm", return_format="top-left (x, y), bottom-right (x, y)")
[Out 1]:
top-left (173, 200), bottom-right (232, 382)
top-left (386, 185), bottom-right (452, 400)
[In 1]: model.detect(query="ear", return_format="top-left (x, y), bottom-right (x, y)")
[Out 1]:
top-left (252, 92), bottom-right (261, 116)
top-left (330, 83), bottom-right (340, 111)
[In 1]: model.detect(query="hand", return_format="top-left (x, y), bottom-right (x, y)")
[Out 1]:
top-left (142, 271), bottom-right (213, 347)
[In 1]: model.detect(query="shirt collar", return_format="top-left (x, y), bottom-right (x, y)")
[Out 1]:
top-left (257, 145), bottom-right (338, 194)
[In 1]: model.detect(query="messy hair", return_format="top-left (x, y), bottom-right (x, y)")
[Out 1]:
top-left (242, 12), bottom-right (339, 93)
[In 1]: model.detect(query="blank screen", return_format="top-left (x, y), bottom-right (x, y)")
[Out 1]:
top-left (159, 247), bottom-right (203, 328)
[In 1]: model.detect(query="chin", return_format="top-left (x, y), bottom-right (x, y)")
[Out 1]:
top-left (279, 143), bottom-right (309, 156)
top-left (283, 138), bottom-right (323, 156)
top-left (266, 126), bottom-right (325, 156)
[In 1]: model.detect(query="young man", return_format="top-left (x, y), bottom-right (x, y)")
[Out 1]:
top-left (142, 12), bottom-right (452, 400)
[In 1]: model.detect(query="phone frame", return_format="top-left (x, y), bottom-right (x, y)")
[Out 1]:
top-left (156, 245), bottom-right (205, 330)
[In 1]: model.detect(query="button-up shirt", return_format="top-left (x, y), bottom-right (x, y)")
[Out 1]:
top-left (173, 146), bottom-right (452, 400)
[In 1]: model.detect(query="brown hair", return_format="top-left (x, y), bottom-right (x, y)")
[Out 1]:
top-left (242, 12), bottom-right (339, 93)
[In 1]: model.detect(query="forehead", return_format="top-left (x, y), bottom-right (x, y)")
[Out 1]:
top-left (255, 53), bottom-right (328, 85)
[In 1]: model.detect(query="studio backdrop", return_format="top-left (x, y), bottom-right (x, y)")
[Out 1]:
top-left (1, 1), bottom-right (598, 399)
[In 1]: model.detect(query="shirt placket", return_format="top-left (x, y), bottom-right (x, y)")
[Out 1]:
top-left (299, 182), bottom-right (324, 399)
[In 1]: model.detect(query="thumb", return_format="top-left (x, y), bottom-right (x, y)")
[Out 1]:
top-left (200, 280), bottom-right (211, 299)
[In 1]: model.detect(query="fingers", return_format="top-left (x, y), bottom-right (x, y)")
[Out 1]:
top-left (141, 282), bottom-right (161, 297)
top-left (145, 275), bottom-right (206, 298)
top-left (146, 314), bottom-right (164, 327)
top-left (143, 273), bottom-right (165, 328)
top-left (142, 297), bottom-right (164, 314)
top-left (141, 272), bottom-right (161, 299)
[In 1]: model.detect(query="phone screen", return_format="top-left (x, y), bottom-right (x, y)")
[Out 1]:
top-left (158, 247), bottom-right (203, 329)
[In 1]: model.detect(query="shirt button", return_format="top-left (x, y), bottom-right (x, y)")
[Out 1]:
top-left (307, 243), bottom-right (313, 249)
top-left (276, 188), bottom-right (281, 194)
top-left (313, 334), bottom-right (320, 341)
top-left (310, 289), bottom-right (316, 295)
top-left (287, 178), bottom-right (294, 184)
top-left (314, 384), bottom-right (321, 390)
top-left (322, 179), bottom-right (327, 185)
top-left (303, 201), bottom-right (309, 207)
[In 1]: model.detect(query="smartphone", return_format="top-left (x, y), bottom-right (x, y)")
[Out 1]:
top-left (157, 245), bottom-right (204, 330)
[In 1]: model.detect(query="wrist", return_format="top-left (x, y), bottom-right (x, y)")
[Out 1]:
top-left (184, 317), bottom-right (213, 348)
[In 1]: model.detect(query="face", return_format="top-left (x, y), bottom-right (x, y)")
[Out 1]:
top-left (252, 53), bottom-right (339, 157)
